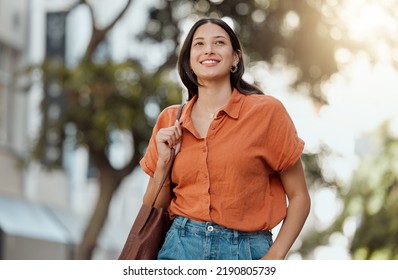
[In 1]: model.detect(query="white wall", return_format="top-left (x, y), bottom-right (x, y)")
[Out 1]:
top-left (0, 0), bottom-right (29, 50)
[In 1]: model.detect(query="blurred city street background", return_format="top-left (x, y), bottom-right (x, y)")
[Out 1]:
top-left (0, 0), bottom-right (397, 260)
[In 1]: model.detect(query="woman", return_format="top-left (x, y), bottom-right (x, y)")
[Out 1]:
top-left (140, 17), bottom-right (310, 260)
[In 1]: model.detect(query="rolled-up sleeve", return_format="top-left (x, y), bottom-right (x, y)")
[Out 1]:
top-left (262, 98), bottom-right (304, 172)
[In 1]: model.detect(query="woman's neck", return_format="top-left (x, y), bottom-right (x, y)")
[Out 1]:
top-left (196, 83), bottom-right (233, 110)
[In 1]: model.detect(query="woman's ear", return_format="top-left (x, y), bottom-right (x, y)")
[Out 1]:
top-left (233, 50), bottom-right (241, 66)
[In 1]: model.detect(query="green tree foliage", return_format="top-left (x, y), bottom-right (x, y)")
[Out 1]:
top-left (298, 124), bottom-right (398, 260)
top-left (349, 125), bottom-right (398, 259)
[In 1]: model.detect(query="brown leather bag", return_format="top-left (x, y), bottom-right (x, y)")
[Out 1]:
top-left (118, 104), bottom-right (184, 260)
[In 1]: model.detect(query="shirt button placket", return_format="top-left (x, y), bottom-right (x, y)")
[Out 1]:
top-left (202, 143), bottom-right (208, 180)
top-left (203, 140), bottom-right (211, 217)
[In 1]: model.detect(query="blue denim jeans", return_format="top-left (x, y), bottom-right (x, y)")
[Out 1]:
top-left (157, 216), bottom-right (273, 260)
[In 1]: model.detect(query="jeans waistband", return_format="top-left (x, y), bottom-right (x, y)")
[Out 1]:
top-left (173, 216), bottom-right (271, 238)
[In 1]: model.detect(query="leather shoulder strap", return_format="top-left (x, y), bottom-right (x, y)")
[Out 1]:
top-left (175, 102), bottom-right (185, 121)
top-left (151, 103), bottom-right (185, 207)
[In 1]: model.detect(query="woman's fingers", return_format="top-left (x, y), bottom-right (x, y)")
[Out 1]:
top-left (162, 127), bottom-right (180, 148)
top-left (174, 120), bottom-right (182, 154)
top-left (156, 121), bottom-right (182, 152)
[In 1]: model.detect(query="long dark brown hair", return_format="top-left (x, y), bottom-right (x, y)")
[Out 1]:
top-left (178, 17), bottom-right (264, 100)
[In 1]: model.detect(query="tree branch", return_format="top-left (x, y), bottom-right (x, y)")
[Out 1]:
top-left (82, 0), bottom-right (133, 63)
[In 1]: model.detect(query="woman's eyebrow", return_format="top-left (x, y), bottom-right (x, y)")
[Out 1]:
top-left (193, 35), bottom-right (227, 41)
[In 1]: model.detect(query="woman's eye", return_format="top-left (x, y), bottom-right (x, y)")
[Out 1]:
top-left (215, 41), bottom-right (225, 45)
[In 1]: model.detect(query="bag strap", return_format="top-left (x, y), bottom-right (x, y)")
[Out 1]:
top-left (151, 103), bottom-right (185, 208)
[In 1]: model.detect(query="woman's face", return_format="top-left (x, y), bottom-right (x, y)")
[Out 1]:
top-left (189, 23), bottom-right (239, 84)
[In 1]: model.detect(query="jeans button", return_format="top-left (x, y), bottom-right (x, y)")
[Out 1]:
top-left (207, 225), bottom-right (214, 231)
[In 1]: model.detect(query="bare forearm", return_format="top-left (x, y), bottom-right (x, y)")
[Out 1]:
top-left (142, 160), bottom-right (172, 208)
top-left (263, 194), bottom-right (310, 259)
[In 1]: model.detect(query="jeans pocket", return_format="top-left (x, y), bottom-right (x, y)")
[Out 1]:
top-left (157, 227), bottom-right (178, 260)
top-left (247, 232), bottom-right (273, 260)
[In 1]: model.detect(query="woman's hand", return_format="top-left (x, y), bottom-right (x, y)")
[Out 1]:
top-left (155, 120), bottom-right (182, 167)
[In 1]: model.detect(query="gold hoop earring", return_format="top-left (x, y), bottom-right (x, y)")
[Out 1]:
top-left (230, 65), bottom-right (238, 73)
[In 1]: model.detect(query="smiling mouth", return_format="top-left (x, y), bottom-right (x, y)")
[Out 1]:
top-left (201, 60), bottom-right (219, 65)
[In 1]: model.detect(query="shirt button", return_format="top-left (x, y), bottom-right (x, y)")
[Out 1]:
top-left (207, 225), bottom-right (214, 231)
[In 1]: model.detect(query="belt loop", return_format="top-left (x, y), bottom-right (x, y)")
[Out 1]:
top-left (233, 230), bottom-right (239, 245)
top-left (180, 217), bottom-right (188, 237)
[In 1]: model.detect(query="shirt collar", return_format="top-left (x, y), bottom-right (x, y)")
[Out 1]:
top-left (181, 88), bottom-right (244, 124)
top-left (224, 88), bottom-right (244, 119)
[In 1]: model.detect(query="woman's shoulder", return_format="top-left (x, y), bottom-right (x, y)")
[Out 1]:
top-left (160, 104), bottom-right (181, 115)
top-left (156, 104), bottom-right (183, 125)
top-left (243, 92), bottom-right (285, 111)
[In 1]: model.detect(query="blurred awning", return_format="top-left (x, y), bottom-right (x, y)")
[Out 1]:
top-left (0, 194), bottom-right (82, 259)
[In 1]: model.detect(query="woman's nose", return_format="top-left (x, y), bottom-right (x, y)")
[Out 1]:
top-left (204, 44), bottom-right (214, 55)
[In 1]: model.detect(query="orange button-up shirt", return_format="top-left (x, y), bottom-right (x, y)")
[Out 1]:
top-left (140, 88), bottom-right (304, 231)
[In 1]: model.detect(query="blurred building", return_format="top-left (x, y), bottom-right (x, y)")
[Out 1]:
top-left (0, 0), bottom-right (142, 260)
